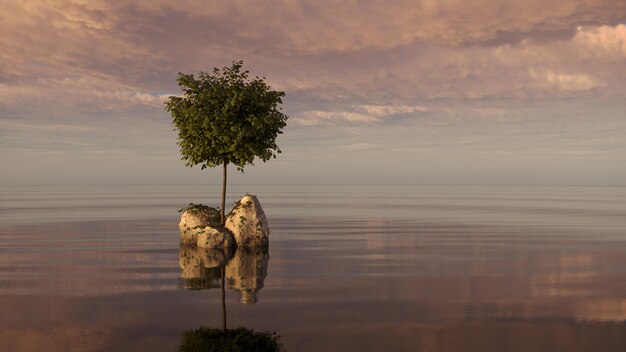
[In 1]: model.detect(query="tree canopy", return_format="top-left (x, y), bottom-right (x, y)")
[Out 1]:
top-left (164, 61), bottom-right (288, 171)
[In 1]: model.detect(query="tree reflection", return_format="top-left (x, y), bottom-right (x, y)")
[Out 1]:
top-left (178, 246), bottom-right (282, 350)
top-left (179, 326), bottom-right (283, 352)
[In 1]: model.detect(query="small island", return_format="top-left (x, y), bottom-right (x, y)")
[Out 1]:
top-left (179, 194), bottom-right (270, 249)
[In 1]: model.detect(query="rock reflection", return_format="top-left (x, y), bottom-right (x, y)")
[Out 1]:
top-left (179, 245), bottom-right (269, 304)
top-left (179, 245), bottom-right (234, 290)
top-left (226, 247), bottom-right (269, 304)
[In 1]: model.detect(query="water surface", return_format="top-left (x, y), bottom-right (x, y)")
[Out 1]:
top-left (1, 185), bottom-right (626, 351)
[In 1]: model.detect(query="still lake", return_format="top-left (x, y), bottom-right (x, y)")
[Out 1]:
top-left (1, 185), bottom-right (626, 351)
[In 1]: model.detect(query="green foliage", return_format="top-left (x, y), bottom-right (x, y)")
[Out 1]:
top-left (179, 327), bottom-right (283, 352)
top-left (164, 61), bottom-right (288, 172)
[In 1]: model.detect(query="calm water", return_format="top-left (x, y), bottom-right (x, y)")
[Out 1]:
top-left (1, 185), bottom-right (626, 351)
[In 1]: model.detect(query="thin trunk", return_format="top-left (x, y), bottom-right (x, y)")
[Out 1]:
top-left (221, 264), bottom-right (227, 331)
top-left (221, 161), bottom-right (227, 225)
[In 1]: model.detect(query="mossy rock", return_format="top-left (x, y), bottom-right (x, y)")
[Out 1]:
top-left (179, 203), bottom-right (222, 228)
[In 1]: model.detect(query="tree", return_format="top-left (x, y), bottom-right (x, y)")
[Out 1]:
top-left (164, 61), bottom-right (288, 224)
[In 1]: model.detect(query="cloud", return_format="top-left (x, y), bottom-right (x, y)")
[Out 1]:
top-left (529, 68), bottom-right (601, 91)
top-left (1, 0), bottom-right (625, 185)
top-left (294, 111), bottom-right (373, 126)
top-left (293, 104), bottom-right (430, 126)
top-left (0, 120), bottom-right (93, 134)
top-left (2, 1), bottom-right (624, 107)
top-left (361, 104), bottom-right (429, 116)
top-left (103, 0), bottom-right (626, 52)
top-left (574, 24), bottom-right (626, 58)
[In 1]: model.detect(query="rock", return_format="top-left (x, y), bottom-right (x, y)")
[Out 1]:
top-left (178, 204), bottom-right (221, 245)
top-left (196, 226), bottom-right (236, 249)
top-left (225, 194), bottom-right (270, 247)
top-left (180, 225), bottom-right (201, 245)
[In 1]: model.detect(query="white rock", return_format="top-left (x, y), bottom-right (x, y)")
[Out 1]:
top-left (196, 226), bottom-right (235, 249)
top-left (225, 194), bottom-right (270, 247)
top-left (178, 205), bottom-right (220, 245)
top-left (180, 226), bottom-right (202, 245)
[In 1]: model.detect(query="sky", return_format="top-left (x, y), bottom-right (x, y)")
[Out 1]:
top-left (1, 0), bottom-right (625, 186)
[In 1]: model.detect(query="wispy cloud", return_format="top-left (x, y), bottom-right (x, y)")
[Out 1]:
top-left (293, 104), bottom-right (430, 126)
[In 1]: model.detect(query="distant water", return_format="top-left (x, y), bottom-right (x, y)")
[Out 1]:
top-left (1, 185), bottom-right (626, 351)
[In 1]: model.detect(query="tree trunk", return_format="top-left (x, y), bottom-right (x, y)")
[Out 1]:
top-left (221, 161), bottom-right (227, 225)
